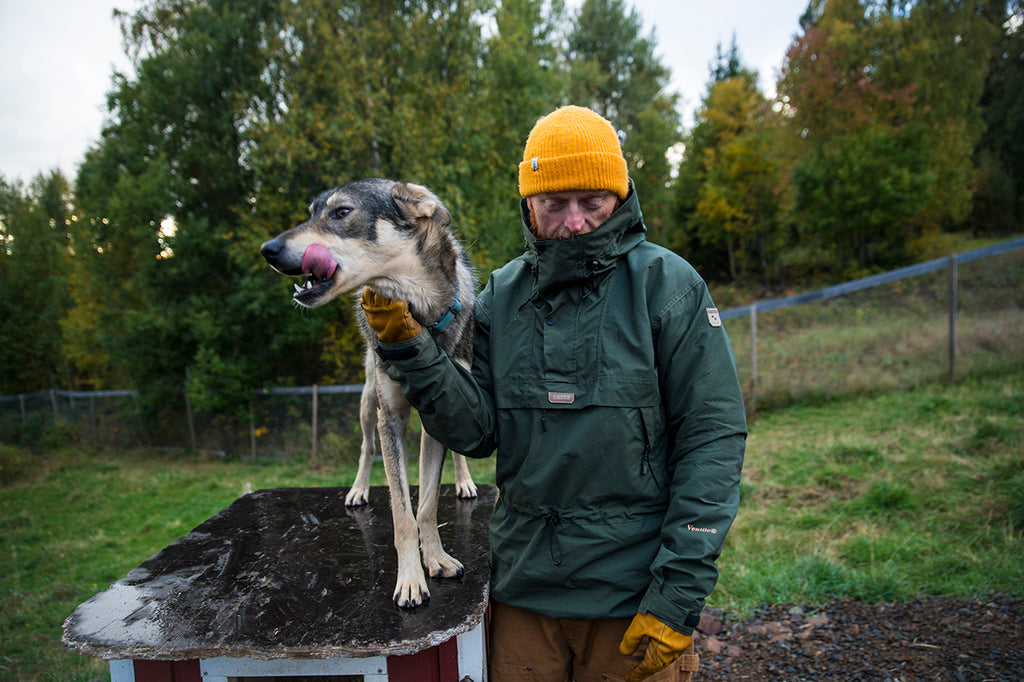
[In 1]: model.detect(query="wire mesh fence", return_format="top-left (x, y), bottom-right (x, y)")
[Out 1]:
top-left (2, 238), bottom-right (1022, 457)
top-left (721, 240), bottom-right (1024, 412)
top-left (0, 386), bottom-right (372, 463)
top-left (0, 390), bottom-right (144, 451)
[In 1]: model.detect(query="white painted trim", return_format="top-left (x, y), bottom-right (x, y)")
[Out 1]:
top-left (457, 620), bottom-right (487, 682)
top-left (200, 654), bottom-right (389, 679)
top-left (108, 660), bottom-right (134, 682)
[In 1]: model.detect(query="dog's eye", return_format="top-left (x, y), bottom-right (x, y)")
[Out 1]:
top-left (330, 207), bottom-right (351, 220)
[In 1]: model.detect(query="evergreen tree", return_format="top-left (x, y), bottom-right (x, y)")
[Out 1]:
top-left (709, 35), bottom-right (744, 84)
top-left (973, 0), bottom-right (1024, 234)
top-left (470, 0), bottom-right (570, 269)
top-left (74, 0), bottom-right (312, 418)
top-left (0, 172), bottom-right (72, 393)
top-left (567, 0), bottom-right (681, 243)
top-left (242, 0), bottom-right (499, 381)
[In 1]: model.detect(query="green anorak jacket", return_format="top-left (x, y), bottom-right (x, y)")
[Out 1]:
top-left (382, 187), bottom-right (746, 634)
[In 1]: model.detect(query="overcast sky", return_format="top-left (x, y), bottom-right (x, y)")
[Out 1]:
top-left (0, 0), bottom-right (807, 184)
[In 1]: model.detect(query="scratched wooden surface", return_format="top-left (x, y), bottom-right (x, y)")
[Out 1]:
top-left (62, 484), bottom-right (495, 661)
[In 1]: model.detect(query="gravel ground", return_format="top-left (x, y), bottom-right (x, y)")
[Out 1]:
top-left (693, 596), bottom-right (1024, 681)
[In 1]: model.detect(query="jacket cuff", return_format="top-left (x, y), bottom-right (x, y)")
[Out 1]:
top-left (375, 331), bottom-right (442, 369)
top-left (375, 341), bottom-right (418, 362)
top-left (639, 587), bottom-right (703, 635)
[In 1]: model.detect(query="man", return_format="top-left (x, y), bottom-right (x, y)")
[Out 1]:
top-left (362, 105), bottom-right (746, 681)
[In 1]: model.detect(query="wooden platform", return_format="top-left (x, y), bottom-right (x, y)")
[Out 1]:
top-left (62, 484), bottom-right (496, 681)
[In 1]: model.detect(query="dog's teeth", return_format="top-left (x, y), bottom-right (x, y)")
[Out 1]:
top-left (305, 281), bottom-right (314, 290)
top-left (294, 283), bottom-right (303, 294)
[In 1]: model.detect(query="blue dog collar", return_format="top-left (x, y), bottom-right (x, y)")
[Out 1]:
top-left (428, 281), bottom-right (463, 334)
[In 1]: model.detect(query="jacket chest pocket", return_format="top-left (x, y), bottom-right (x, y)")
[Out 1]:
top-left (535, 295), bottom-right (658, 388)
top-left (540, 308), bottom-right (577, 382)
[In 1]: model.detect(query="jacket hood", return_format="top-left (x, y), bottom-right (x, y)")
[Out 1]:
top-left (519, 183), bottom-right (647, 297)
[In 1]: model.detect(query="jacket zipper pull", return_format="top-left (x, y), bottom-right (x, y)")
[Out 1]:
top-left (640, 412), bottom-right (651, 476)
top-left (545, 510), bottom-right (563, 566)
top-left (639, 413), bottom-right (660, 490)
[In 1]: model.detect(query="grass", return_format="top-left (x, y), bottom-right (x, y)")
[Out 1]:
top-left (715, 371), bottom-right (1024, 614)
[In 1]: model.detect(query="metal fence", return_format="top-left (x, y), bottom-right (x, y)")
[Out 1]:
top-left (2, 236), bottom-right (1022, 458)
top-left (722, 236), bottom-right (1024, 412)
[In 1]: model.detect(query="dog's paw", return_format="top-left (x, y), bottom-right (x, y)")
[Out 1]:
top-left (344, 486), bottom-right (369, 507)
top-left (393, 578), bottom-right (430, 608)
top-left (455, 479), bottom-right (478, 499)
top-left (424, 552), bottom-right (464, 580)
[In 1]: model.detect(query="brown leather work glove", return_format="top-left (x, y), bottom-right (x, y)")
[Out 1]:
top-left (360, 288), bottom-right (422, 343)
top-left (619, 612), bottom-right (694, 682)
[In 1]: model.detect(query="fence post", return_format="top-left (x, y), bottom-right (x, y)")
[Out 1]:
top-left (948, 254), bottom-right (958, 382)
top-left (50, 390), bottom-right (59, 425)
top-left (90, 395), bottom-right (97, 444)
top-left (184, 371), bottom-right (198, 453)
top-left (250, 401), bottom-right (256, 461)
top-left (749, 305), bottom-right (758, 415)
top-left (311, 384), bottom-right (319, 461)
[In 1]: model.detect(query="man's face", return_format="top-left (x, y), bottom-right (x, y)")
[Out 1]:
top-left (527, 190), bottom-right (620, 239)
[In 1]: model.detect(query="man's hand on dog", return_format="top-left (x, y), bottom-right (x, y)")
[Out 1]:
top-left (360, 289), bottom-right (422, 343)
top-left (619, 612), bottom-right (693, 681)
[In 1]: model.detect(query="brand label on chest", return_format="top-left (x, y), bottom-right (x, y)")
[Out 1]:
top-left (547, 392), bottom-right (576, 405)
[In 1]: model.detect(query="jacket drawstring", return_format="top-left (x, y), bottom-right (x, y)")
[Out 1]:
top-left (583, 257), bottom-right (601, 299)
top-left (544, 509), bottom-right (563, 566)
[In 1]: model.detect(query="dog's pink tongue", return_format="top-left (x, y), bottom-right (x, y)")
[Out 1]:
top-left (301, 243), bottom-right (338, 280)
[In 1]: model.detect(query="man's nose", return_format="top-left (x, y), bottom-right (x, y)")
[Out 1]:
top-left (566, 202), bottom-right (586, 233)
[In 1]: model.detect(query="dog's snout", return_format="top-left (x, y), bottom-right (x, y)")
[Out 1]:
top-left (260, 237), bottom-right (283, 262)
top-left (260, 236), bottom-right (304, 276)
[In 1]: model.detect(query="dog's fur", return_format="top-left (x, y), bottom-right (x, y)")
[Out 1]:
top-left (260, 179), bottom-right (477, 608)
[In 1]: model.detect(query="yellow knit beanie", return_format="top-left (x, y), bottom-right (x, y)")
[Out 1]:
top-left (519, 105), bottom-right (629, 200)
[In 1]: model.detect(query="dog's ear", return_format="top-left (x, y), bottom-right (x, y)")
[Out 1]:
top-left (392, 182), bottom-right (452, 228)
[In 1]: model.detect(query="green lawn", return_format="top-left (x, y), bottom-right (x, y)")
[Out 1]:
top-left (718, 372), bottom-right (1024, 611)
top-left (2, 371), bottom-right (1022, 681)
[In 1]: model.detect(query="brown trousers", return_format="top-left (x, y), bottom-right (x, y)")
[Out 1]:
top-left (488, 601), bottom-right (699, 682)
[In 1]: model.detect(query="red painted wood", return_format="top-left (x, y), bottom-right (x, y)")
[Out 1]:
top-left (385, 639), bottom-right (462, 682)
top-left (172, 659), bottom-right (202, 682)
top-left (132, 661), bottom-right (172, 682)
top-left (387, 646), bottom-right (440, 682)
top-left (438, 636), bottom-right (460, 681)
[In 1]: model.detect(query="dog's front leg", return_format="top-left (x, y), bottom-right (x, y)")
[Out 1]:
top-left (345, 371), bottom-right (377, 507)
top-left (376, 391), bottom-right (429, 608)
top-left (448, 357), bottom-right (478, 500)
top-left (451, 453), bottom-right (478, 499)
top-left (418, 433), bottom-right (464, 580)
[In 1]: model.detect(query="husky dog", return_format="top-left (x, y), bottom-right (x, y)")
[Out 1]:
top-left (260, 179), bottom-right (477, 608)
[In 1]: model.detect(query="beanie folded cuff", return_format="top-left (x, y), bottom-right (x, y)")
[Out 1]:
top-left (519, 151), bottom-right (629, 199)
